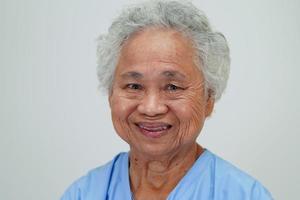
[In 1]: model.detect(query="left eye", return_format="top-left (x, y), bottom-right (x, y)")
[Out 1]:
top-left (166, 84), bottom-right (181, 91)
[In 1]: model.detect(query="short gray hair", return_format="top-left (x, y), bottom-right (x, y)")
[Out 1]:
top-left (97, 0), bottom-right (230, 100)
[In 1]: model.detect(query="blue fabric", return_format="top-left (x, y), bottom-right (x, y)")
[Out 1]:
top-left (61, 150), bottom-right (273, 200)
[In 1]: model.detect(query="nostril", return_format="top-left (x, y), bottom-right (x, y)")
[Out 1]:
top-left (137, 104), bottom-right (168, 116)
top-left (137, 96), bottom-right (168, 116)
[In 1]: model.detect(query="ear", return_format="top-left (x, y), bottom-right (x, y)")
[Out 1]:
top-left (108, 88), bottom-right (113, 109)
top-left (205, 91), bottom-right (215, 117)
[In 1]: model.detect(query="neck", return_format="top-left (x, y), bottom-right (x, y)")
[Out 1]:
top-left (129, 143), bottom-right (204, 200)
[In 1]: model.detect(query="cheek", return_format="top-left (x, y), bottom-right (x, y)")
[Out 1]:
top-left (169, 94), bottom-right (207, 136)
top-left (110, 93), bottom-right (137, 118)
top-left (110, 94), bottom-right (138, 139)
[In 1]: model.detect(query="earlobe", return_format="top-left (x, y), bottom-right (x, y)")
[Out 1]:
top-left (108, 89), bottom-right (113, 108)
top-left (108, 96), bottom-right (112, 108)
top-left (205, 95), bottom-right (215, 117)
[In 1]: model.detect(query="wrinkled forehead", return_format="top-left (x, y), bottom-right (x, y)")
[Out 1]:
top-left (115, 27), bottom-right (202, 79)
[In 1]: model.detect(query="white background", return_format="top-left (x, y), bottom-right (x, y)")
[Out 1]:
top-left (1, 0), bottom-right (299, 199)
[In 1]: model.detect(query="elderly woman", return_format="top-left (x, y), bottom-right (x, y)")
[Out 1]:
top-left (61, 1), bottom-right (272, 199)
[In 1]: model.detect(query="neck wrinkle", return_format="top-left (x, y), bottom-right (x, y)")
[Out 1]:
top-left (129, 143), bottom-right (204, 197)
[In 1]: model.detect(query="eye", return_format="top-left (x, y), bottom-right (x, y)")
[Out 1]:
top-left (126, 83), bottom-right (143, 90)
top-left (165, 84), bottom-right (182, 92)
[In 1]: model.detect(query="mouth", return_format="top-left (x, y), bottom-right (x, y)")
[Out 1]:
top-left (135, 122), bottom-right (172, 138)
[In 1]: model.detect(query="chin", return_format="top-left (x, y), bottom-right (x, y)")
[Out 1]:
top-left (132, 142), bottom-right (179, 159)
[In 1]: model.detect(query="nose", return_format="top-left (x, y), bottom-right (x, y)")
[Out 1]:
top-left (137, 91), bottom-right (168, 117)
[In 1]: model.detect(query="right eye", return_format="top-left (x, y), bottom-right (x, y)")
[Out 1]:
top-left (126, 83), bottom-right (143, 90)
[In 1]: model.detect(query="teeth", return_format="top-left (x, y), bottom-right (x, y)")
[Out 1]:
top-left (139, 125), bottom-right (169, 131)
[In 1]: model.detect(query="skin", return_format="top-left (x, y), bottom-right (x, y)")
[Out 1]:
top-left (109, 27), bottom-right (214, 200)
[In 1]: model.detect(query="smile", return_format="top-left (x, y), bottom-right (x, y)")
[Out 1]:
top-left (135, 122), bottom-right (172, 138)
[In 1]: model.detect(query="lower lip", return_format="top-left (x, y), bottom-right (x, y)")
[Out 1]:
top-left (137, 127), bottom-right (170, 138)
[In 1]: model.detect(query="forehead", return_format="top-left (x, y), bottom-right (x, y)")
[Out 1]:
top-left (115, 28), bottom-right (201, 78)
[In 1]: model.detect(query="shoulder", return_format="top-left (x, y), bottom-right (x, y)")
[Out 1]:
top-left (60, 152), bottom-right (128, 200)
top-left (206, 151), bottom-right (273, 200)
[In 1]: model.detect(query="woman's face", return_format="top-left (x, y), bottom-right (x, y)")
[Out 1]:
top-left (109, 28), bottom-right (214, 158)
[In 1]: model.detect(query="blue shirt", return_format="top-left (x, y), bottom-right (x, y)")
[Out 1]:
top-left (61, 150), bottom-right (273, 200)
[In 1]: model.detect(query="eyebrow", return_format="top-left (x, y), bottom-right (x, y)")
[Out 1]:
top-left (161, 70), bottom-right (186, 80)
top-left (120, 70), bottom-right (186, 80)
top-left (120, 71), bottom-right (143, 79)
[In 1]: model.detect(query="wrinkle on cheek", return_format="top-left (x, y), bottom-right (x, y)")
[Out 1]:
top-left (190, 101), bottom-right (206, 131)
top-left (110, 93), bottom-right (138, 143)
top-left (119, 117), bottom-right (132, 142)
top-left (193, 104), bottom-right (206, 130)
top-left (178, 120), bottom-right (192, 145)
top-left (171, 85), bottom-right (207, 144)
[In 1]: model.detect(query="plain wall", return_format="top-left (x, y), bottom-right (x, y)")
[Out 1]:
top-left (1, 0), bottom-right (299, 199)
